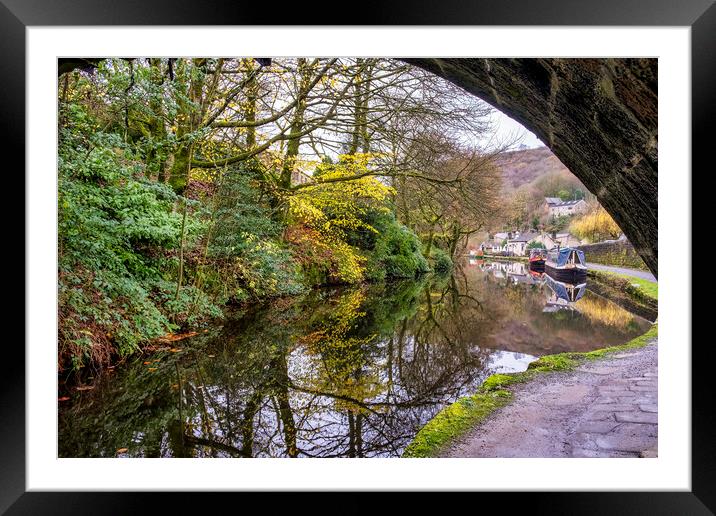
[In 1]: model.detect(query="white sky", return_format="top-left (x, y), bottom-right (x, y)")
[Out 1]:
top-left (489, 109), bottom-right (544, 149)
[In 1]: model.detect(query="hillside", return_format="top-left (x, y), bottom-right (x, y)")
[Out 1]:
top-left (488, 145), bottom-right (596, 234)
top-left (495, 146), bottom-right (576, 191)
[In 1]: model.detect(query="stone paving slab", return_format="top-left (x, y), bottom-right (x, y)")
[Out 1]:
top-left (441, 340), bottom-right (658, 458)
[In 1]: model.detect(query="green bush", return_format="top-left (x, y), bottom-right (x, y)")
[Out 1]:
top-left (234, 238), bottom-right (306, 299)
top-left (58, 107), bottom-right (220, 370)
top-left (365, 213), bottom-right (429, 280)
top-left (206, 170), bottom-right (306, 300)
top-left (429, 247), bottom-right (453, 273)
top-left (206, 169), bottom-right (281, 256)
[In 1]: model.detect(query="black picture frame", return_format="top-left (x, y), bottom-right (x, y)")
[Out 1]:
top-left (4, 0), bottom-right (712, 513)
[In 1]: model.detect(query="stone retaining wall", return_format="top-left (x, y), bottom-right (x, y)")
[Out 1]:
top-left (577, 240), bottom-right (647, 270)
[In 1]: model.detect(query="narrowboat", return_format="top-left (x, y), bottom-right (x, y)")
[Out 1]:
top-left (528, 248), bottom-right (547, 269)
top-left (545, 247), bottom-right (587, 281)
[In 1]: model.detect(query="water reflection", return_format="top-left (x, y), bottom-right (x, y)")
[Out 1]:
top-left (542, 272), bottom-right (586, 310)
top-left (59, 260), bottom-right (653, 458)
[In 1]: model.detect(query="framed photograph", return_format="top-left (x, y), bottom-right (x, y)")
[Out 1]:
top-left (6, 0), bottom-right (712, 512)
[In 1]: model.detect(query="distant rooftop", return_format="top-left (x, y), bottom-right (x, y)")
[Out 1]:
top-left (545, 198), bottom-right (585, 207)
top-left (508, 231), bottom-right (539, 243)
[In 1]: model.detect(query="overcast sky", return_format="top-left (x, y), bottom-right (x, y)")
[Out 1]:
top-left (489, 109), bottom-right (544, 149)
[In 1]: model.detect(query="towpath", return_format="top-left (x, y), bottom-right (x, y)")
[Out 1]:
top-left (586, 263), bottom-right (656, 282)
top-left (441, 338), bottom-right (658, 458)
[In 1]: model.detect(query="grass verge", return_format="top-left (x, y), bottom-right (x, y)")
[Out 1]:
top-left (593, 270), bottom-right (658, 300)
top-left (402, 323), bottom-right (658, 458)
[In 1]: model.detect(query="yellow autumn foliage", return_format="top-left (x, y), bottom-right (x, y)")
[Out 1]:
top-left (286, 154), bottom-right (394, 283)
top-left (569, 206), bottom-right (622, 243)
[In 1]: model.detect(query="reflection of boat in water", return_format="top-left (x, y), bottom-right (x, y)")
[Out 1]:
top-left (528, 248), bottom-right (546, 269)
top-left (542, 272), bottom-right (587, 312)
top-left (545, 247), bottom-right (587, 282)
top-left (529, 269), bottom-right (544, 279)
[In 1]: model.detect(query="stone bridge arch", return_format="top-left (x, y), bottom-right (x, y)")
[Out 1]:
top-left (406, 58), bottom-right (657, 277)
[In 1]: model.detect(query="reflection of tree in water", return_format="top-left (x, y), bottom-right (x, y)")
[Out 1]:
top-left (58, 261), bottom-right (650, 458)
top-left (277, 278), bottom-right (494, 457)
top-left (59, 275), bottom-right (497, 457)
top-left (574, 293), bottom-right (642, 329)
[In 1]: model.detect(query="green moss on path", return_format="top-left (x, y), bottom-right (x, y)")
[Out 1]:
top-left (401, 391), bottom-right (512, 459)
top-left (402, 324), bottom-right (658, 458)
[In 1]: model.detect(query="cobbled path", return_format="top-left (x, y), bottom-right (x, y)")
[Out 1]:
top-left (441, 339), bottom-right (658, 458)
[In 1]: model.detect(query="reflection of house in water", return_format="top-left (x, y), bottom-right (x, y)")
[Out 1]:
top-left (506, 262), bottom-right (529, 284)
top-left (478, 261), bottom-right (506, 278)
top-left (478, 260), bottom-right (544, 285)
top-left (542, 272), bottom-right (587, 313)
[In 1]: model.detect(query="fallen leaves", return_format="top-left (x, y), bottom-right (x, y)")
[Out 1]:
top-left (157, 331), bottom-right (198, 343)
top-left (75, 385), bottom-right (94, 391)
top-left (58, 396), bottom-right (71, 402)
top-left (116, 448), bottom-right (128, 454)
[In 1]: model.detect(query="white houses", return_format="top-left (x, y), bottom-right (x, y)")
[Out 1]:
top-left (527, 233), bottom-right (558, 250)
top-left (479, 239), bottom-right (505, 254)
top-left (504, 231), bottom-right (539, 256)
top-left (290, 169), bottom-right (312, 185)
top-left (544, 198), bottom-right (588, 218)
top-left (480, 230), bottom-right (583, 256)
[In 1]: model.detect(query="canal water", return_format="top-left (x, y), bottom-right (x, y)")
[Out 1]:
top-left (58, 259), bottom-right (654, 458)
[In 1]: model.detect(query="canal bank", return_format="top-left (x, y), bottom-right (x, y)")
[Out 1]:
top-left (403, 273), bottom-right (658, 458)
top-left (59, 260), bottom-right (655, 457)
top-left (477, 254), bottom-right (657, 320)
top-left (480, 254), bottom-right (656, 282)
top-left (403, 324), bottom-right (657, 458)
top-left (441, 332), bottom-right (657, 458)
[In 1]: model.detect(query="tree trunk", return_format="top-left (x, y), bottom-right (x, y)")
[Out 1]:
top-left (245, 59), bottom-right (258, 150)
top-left (424, 227), bottom-right (435, 257)
top-left (174, 199), bottom-right (188, 306)
top-left (148, 58), bottom-right (168, 182)
top-left (169, 58), bottom-right (206, 194)
top-left (349, 58), bottom-right (364, 154)
top-left (279, 58), bottom-right (310, 190)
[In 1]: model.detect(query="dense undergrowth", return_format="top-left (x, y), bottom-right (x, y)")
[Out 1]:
top-left (58, 106), bottom-right (440, 373)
